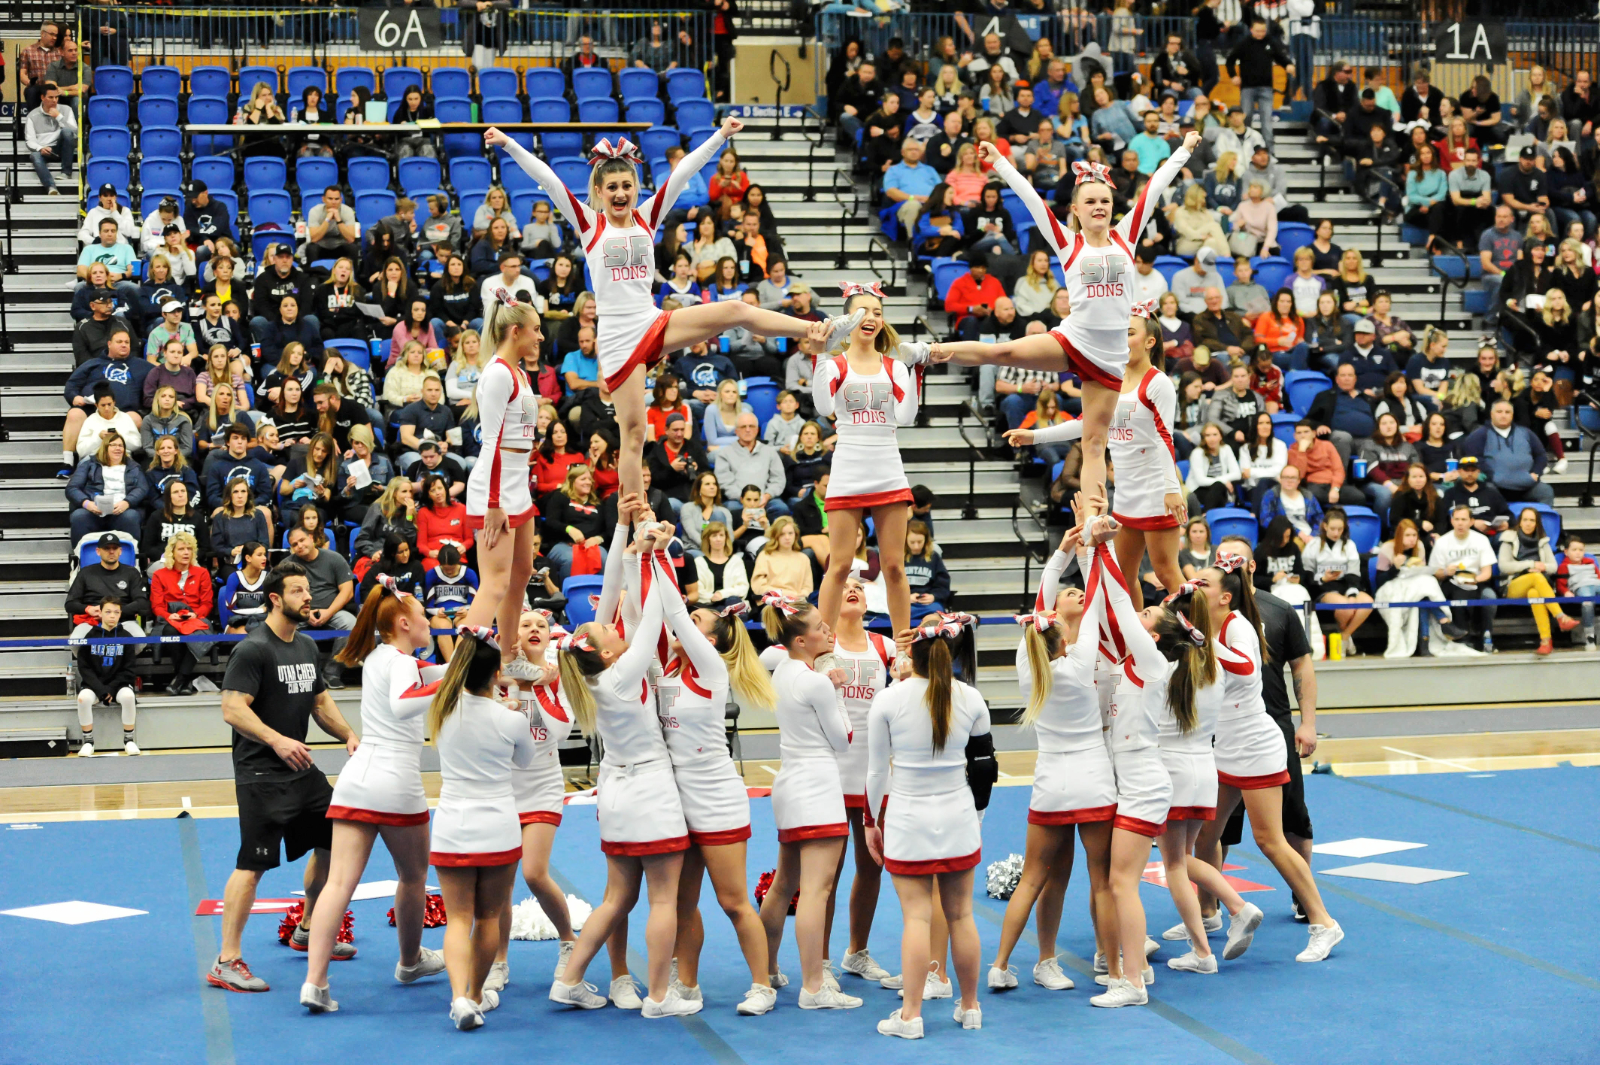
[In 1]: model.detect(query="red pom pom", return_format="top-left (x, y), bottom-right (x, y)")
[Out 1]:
top-left (751, 868), bottom-right (797, 915)
top-left (386, 906), bottom-right (396, 927)
top-left (277, 901), bottom-right (306, 943)
top-left (337, 910), bottom-right (355, 944)
top-left (388, 892), bottom-right (448, 927)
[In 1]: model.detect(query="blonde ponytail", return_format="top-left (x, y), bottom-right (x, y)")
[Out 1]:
top-left (719, 617), bottom-right (775, 711)
top-left (427, 630), bottom-right (499, 740)
top-left (555, 622), bottom-right (605, 737)
top-left (1020, 624), bottom-right (1063, 726)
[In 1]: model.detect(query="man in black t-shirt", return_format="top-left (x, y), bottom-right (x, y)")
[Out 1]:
top-left (311, 384), bottom-right (373, 454)
top-left (207, 561), bottom-right (358, 993)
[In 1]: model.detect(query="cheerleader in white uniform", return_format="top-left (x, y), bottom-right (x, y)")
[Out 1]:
top-left (756, 593), bottom-right (862, 1010)
top-left (653, 565), bottom-right (782, 1017)
top-left (427, 627), bottom-right (539, 1031)
top-left (1192, 556), bottom-right (1343, 964)
top-left (486, 120), bottom-right (857, 508)
top-left (300, 576), bottom-right (445, 1013)
top-left (812, 284), bottom-right (921, 639)
top-left (915, 135), bottom-right (1197, 525)
top-left (865, 613), bottom-right (996, 1039)
top-left (988, 531), bottom-right (1117, 994)
top-left (552, 525), bottom-right (699, 1017)
top-left (1007, 311), bottom-right (1186, 608)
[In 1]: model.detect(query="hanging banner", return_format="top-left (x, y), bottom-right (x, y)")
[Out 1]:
top-left (359, 5), bottom-right (444, 52)
top-left (1429, 20), bottom-right (1507, 65)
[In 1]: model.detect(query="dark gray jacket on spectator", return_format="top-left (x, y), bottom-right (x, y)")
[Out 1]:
top-left (64, 352), bottom-right (152, 411)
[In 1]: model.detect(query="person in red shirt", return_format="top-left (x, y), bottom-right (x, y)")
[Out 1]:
top-left (416, 474), bottom-right (470, 570)
top-left (532, 419), bottom-right (585, 498)
top-left (150, 532), bottom-right (213, 696)
top-left (1248, 345), bottom-right (1285, 411)
top-left (708, 149), bottom-right (750, 219)
top-left (943, 259), bottom-right (1007, 337)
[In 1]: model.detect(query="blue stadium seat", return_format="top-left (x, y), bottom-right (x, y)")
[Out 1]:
top-left (1177, 459), bottom-right (1190, 482)
top-left (96, 65), bottom-right (135, 98)
top-left (88, 96), bottom-right (129, 128)
top-left (431, 66), bottom-right (472, 101)
top-left (526, 67), bottom-right (564, 99)
top-left (666, 68), bottom-right (706, 103)
top-left (562, 576), bottom-right (607, 626)
top-left (482, 98), bottom-right (524, 125)
top-left (1523, 502), bottom-right (1562, 543)
top-left (347, 157), bottom-right (391, 192)
top-left (243, 156), bottom-right (287, 189)
top-left (509, 190), bottom-right (538, 226)
top-left (384, 66), bottom-right (426, 101)
top-left (294, 156), bottom-right (338, 198)
top-left (999, 189), bottom-right (1035, 237)
top-left (458, 192), bottom-right (484, 231)
top-left (619, 68), bottom-right (659, 102)
top-left (355, 189), bottom-right (396, 230)
top-left (137, 97), bottom-right (179, 127)
top-left (744, 377), bottom-right (779, 427)
top-left (477, 66), bottom-right (518, 101)
top-left (208, 189), bottom-right (239, 221)
top-left (325, 338), bottom-right (371, 371)
top-left (500, 165), bottom-right (536, 193)
top-left (247, 189), bottom-right (293, 230)
top-left (192, 156), bottom-right (236, 192)
top-left (140, 126), bottom-right (182, 160)
top-left (190, 65), bottom-right (232, 99)
top-left (931, 258), bottom-right (966, 300)
top-left (1212, 258), bottom-right (1236, 289)
top-left (336, 66), bottom-right (376, 99)
top-left (1431, 254), bottom-right (1483, 280)
top-left (287, 66), bottom-right (328, 101)
top-left (238, 66), bottom-right (278, 100)
top-left (88, 127), bottom-right (131, 159)
top-left (76, 531), bottom-right (137, 570)
top-left (140, 157), bottom-right (184, 192)
top-left (1340, 506), bottom-right (1381, 557)
top-left (1276, 221), bottom-right (1314, 260)
top-left (186, 95), bottom-right (229, 124)
top-left (528, 97), bottom-right (571, 123)
top-left (541, 131), bottom-right (584, 160)
top-left (578, 98), bottom-right (619, 124)
top-left (1284, 370), bottom-right (1330, 415)
top-left (552, 159), bottom-right (591, 191)
top-left (398, 156), bottom-right (441, 196)
top-left (1271, 411), bottom-right (1299, 445)
top-left (639, 125), bottom-right (681, 160)
top-left (86, 157), bottom-right (131, 193)
top-left (1204, 507), bottom-right (1258, 548)
top-left (625, 98), bottom-right (666, 126)
top-left (141, 189), bottom-right (183, 218)
top-left (685, 126), bottom-right (717, 152)
top-left (1152, 255), bottom-right (1189, 286)
top-left (675, 98), bottom-right (715, 129)
top-left (435, 99), bottom-right (478, 157)
top-left (1462, 289), bottom-right (1490, 315)
top-left (572, 67), bottom-right (613, 101)
top-left (141, 65), bottom-right (181, 98)
top-left (449, 156), bottom-right (492, 194)
top-left (1252, 255), bottom-right (1291, 294)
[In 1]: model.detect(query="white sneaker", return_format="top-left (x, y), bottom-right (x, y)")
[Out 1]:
top-left (642, 988), bottom-right (703, 1018)
top-left (1144, 936), bottom-right (1161, 957)
top-left (1090, 978), bottom-right (1148, 1008)
top-left (736, 984), bottom-right (777, 1015)
top-left (821, 959), bottom-right (840, 993)
top-left (1166, 950), bottom-right (1219, 974)
top-left (954, 1003), bottom-right (982, 1029)
top-left (987, 965), bottom-right (1018, 990)
top-left (450, 996), bottom-right (484, 1030)
top-left (479, 988), bottom-right (500, 1013)
top-left (396, 947), bottom-right (447, 984)
top-left (879, 972), bottom-right (904, 990)
top-left (798, 986), bottom-right (862, 1009)
top-left (124, 739), bottom-right (141, 756)
top-left (877, 1008), bottom-right (924, 1038)
top-left (898, 972), bottom-right (951, 999)
top-left (483, 960), bottom-right (509, 992)
top-left (823, 308), bottom-right (867, 350)
top-left (549, 979), bottom-right (608, 1009)
top-left (1093, 951), bottom-right (1107, 974)
top-left (78, 741), bottom-right (94, 758)
top-left (1554, 457), bottom-right (1569, 474)
top-left (1033, 957), bottom-right (1074, 990)
top-left (768, 968), bottom-right (789, 988)
top-left (610, 974), bottom-right (643, 1009)
top-left (898, 340), bottom-right (933, 367)
top-left (1296, 922), bottom-right (1344, 963)
top-left (553, 940), bottom-right (575, 980)
top-left (1223, 902), bottom-right (1265, 961)
top-left (669, 979), bottom-right (702, 1004)
top-left (841, 949), bottom-right (891, 981)
top-left (1094, 965), bottom-right (1153, 987)
top-left (300, 982), bottom-right (337, 1012)
top-left (1163, 912), bottom-right (1222, 940)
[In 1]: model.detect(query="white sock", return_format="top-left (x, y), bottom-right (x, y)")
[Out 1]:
top-left (76, 690), bottom-right (95, 730)
top-left (62, 450), bottom-right (74, 465)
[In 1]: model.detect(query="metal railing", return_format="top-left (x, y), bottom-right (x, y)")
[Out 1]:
top-left (953, 396), bottom-right (986, 524)
top-left (1009, 498), bottom-right (1052, 608)
top-left (865, 233), bottom-right (898, 292)
top-left (829, 165), bottom-right (858, 268)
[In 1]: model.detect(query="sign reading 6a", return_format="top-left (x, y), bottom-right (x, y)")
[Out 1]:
top-left (359, 6), bottom-right (442, 52)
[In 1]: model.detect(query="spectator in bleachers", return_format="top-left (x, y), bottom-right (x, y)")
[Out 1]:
top-left (883, 138), bottom-right (940, 235)
top-left (266, 380), bottom-right (313, 451)
top-left (148, 532), bottom-right (212, 696)
top-left (1258, 460), bottom-right (1323, 545)
top-left (202, 421), bottom-right (277, 504)
top-left (1012, 250), bottom-right (1057, 321)
top-left (329, 425), bottom-right (387, 523)
top-left (731, 208), bottom-right (782, 284)
top-left (645, 412), bottom-right (709, 506)
top-left (1306, 360), bottom-right (1373, 461)
top-left (1560, 69), bottom-right (1595, 138)
top-left (1156, 293), bottom-right (1195, 364)
top-left (78, 220), bottom-right (139, 306)
top-left (1355, 412), bottom-right (1418, 516)
top-left (73, 593), bottom-right (141, 754)
top-left (1239, 409), bottom-right (1288, 505)
top-left (1175, 344), bottom-right (1229, 394)
top-left (182, 183), bottom-right (234, 265)
top-left (391, 87), bottom-right (436, 159)
top-left (144, 301), bottom-right (198, 363)
top-left (681, 470), bottom-right (734, 553)
top-left (1193, 286), bottom-right (1267, 367)
top-left (1371, 370), bottom-right (1428, 442)
top-left (311, 258), bottom-right (368, 341)
top-left (1301, 506), bottom-right (1373, 649)
top-left (468, 216), bottom-right (515, 278)
top-left (24, 82), bottom-right (76, 197)
top-left (962, 184), bottom-right (1019, 260)
top-left (256, 294), bottom-right (325, 369)
top-left (138, 198), bottom-right (184, 260)
top-left (1556, 537), bottom-right (1600, 648)
top-left (303, 187), bottom-right (362, 267)
top-left (702, 378), bottom-right (751, 452)
top-left (71, 382), bottom-right (142, 467)
top-left (713, 413), bottom-right (789, 520)
top-left (944, 257), bottom-right (1007, 339)
top-left (1288, 415), bottom-right (1363, 507)
top-left (252, 244), bottom-right (316, 333)
top-left (519, 199), bottom-right (564, 260)
top-left (198, 255), bottom-right (248, 325)
top-left (1384, 461), bottom-right (1441, 541)
top-left (1226, 258), bottom-right (1271, 323)
top-left (208, 477), bottom-right (270, 567)
top-left (709, 149), bottom-right (752, 220)
top-left (289, 85), bottom-right (335, 157)
top-left (995, 365), bottom-right (1060, 432)
top-left (67, 541), bottom-right (150, 652)
top-left (537, 253), bottom-right (582, 322)
top-left (67, 432), bottom-right (149, 547)
top-left (1208, 361), bottom-right (1269, 444)
top-left (1426, 503), bottom-right (1498, 649)
top-left (1339, 89), bottom-right (1390, 161)
top-left (1471, 203), bottom-right (1521, 325)
top-left (1502, 240), bottom-right (1557, 327)
top-left (395, 376), bottom-right (458, 471)
top-left (254, 341), bottom-right (308, 408)
top-left (140, 256), bottom-right (185, 315)
top-left (17, 20), bottom-right (62, 110)
top-left (1499, 145), bottom-right (1552, 229)
top-left (235, 81), bottom-right (287, 158)
top-left (1252, 289), bottom-right (1305, 370)
top-left (415, 472), bottom-right (469, 569)
top-left (79, 185), bottom-right (137, 248)
top-left (142, 390), bottom-right (195, 469)
top-left (392, 298), bottom-right (441, 356)
top-left (471, 186), bottom-right (518, 244)
top-left (1172, 183), bottom-right (1229, 258)
top-left (143, 339), bottom-right (198, 414)
top-left (1456, 399), bottom-right (1554, 505)
top-left (1213, 107), bottom-right (1264, 169)
top-left (1452, 72), bottom-right (1506, 146)
top-left (1170, 247), bottom-right (1221, 315)
top-left (62, 327), bottom-right (147, 475)
top-left (1553, 237), bottom-right (1596, 314)
top-left (1186, 422), bottom-right (1242, 510)
top-left (1439, 455), bottom-right (1509, 535)
top-left (1311, 60), bottom-right (1356, 147)
top-left (351, 472), bottom-right (416, 564)
top-left (688, 214), bottom-right (736, 284)
top-left (1128, 110), bottom-right (1172, 176)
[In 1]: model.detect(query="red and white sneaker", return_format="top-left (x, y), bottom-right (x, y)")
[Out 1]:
top-left (207, 956), bottom-right (268, 992)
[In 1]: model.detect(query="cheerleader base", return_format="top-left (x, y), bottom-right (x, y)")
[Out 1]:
top-left (881, 780), bottom-right (981, 875)
top-left (1160, 746), bottom-right (1218, 821)
top-left (1214, 713), bottom-right (1291, 790)
top-left (1028, 747), bottom-right (1118, 826)
top-left (512, 751), bottom-right (566, 827)
top-left (674, 755), bottom-right (753, 847)
top-left (771, 752), bottom-right (848, 844)
top-left (597, 758), bottom-right (689, 856)
top-left (1110, 747), bottom-right (1172, 837)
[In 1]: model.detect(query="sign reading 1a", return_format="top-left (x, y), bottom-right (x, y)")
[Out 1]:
top-left (1430, 20), bottom-right (1507, 65)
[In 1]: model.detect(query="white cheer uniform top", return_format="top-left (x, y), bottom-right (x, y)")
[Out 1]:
top-left (1110, 368), bottom-right (1180, 481)
top-left (465, 355), bottom-right (539, 515)
top-left (431, 692), bottom-right (540, 860)
top-left (360, 643), bottom-right (428, 750)
top-left (591, 563), bottom-right (671, 767)
top-left (654, 554), bottom-right (734, 767)
top-left (811, 354), bottom-right (919, 509)
top-left (773, 657), bottom-right (853, 762)
top-left (1216, 611), bottom-right (1267, 723)
top-left (1017, 556), bottom-right (1108, 755)
top-left (865, 676), bottom-right (991, 816)
top-left (830, 631), bottom-right (894, 800)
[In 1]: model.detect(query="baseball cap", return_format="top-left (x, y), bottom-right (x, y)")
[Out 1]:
top-left (162, 223), bottom-right (181, 236)
top-left (98, 183), bottom-right (117, 198)
top-left (274, 243), bottom-right (294, 257)
top-left (1353, 318), bottom-right (1376, 334)
top-left (189, 180), bottom-right (207, 195)
top-left (1196, 247), bottom-right (1217, 266)
top-left (90, 287), bottom-right (115, 303)
top-left (161, 299), bottom-right (184, 314)
top-left (664, 412), bottom-right (686, 426)
top-left (1457, 455), bottom-right (1478, 466)
top-left (97, 533), bottom-right (122, 549)
top-left (1519, 145), bottom-right (1537, 160)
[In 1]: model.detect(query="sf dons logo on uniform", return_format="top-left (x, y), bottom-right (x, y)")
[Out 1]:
top-left (276, 663), bottom-right (318, 694)
top-left (1109, 400), bottom-right (1136, 444)
top-left (1080, 254), bottom-right (1127, 300)
top-left (839, 380), bottom-right (893, 426)
top-left (601, 233), bottom-right (653, 284)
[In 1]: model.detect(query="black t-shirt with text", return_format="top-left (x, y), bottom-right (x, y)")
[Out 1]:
top-left (221, 623), bottom-right (327, 782)
top-left (1255, 591), bottom-right (1313, 721)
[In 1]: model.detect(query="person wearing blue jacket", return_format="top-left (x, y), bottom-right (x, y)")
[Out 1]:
top-left (67, 434), bottom-right (151, 547)
top-left (202, 424), bottom-right (279, 511)
top-left (1457, 400), bottom-right (1554, 504)
top-left (904, 519), bottom-right (951, 622)
top-left (217, 542), bottom-right (271, 631)
top-left (64, 330), bottom-right (151, 414)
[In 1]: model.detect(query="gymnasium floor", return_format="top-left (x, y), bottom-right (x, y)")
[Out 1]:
top-left (2, 750), bottom-right (1598, 1065)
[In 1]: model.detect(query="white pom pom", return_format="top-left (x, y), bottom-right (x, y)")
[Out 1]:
top-left (985, 853), bottom-right (1026, 900)
top-left (509, 894), bottom-right (592, 940)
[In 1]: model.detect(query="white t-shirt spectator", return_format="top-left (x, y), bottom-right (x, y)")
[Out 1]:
top-left (1301, 536), bottom-right (1361, 583)
top-left (1130, 265), bottom-right (1169, 306)
top-left (1428, 528), bottom-right (1496, 588)
top-left (479, 273), bottom-right (542, 316)
top-left (76, 410), bottom-right (143, 462)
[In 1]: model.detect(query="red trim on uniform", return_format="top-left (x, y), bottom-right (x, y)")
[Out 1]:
top-left (884, 847), bottom-right (982, 875)
top-left (519, 810), bottom-right (563, 826)
top-left (1218, 770), bottom-right (1290, 790)
top-left (777, 823), bottom-right (849, 843)
top-left (1113, 814), bottom-right (1166, 837)
top-left (562, 185), bottom-right (592, 237)
top-left (689, 825), bottom-right (753, 847)
top-left (1050, 330), bottom-right (1124, 390)
top-left (1217, 652), bottom-right (1255, 676)
top-left (1125, 181), bottom-right (1155, 238)
top-left (465, 502), bottom-right (539, 532)
top-left (867, 633), bottom-right (891, 668)
top-left (828, 355), bottom-right (849, 397)
top-left (1028, 803), bottom-right (1118, 825)
top-left (1109, 230), bottom-right (1137, 266)
top-left (1136, 367), bottom-right (1177, 462)
top-left (399, 679), bottom-right (441, 700)
top-left (584, 213), bottom-right (608, 254)
top-left (485, 358), bottom-right (520, 508)
top-left (327, 806), bottom-right (432, 827)
top-left (1166, 805), bottom-right (1217, 822)
top-left (431, 846), bottom-right (523, 867)
top-left (533, 684), bottom-right (569, 723)
top-left (824, 488), bottom-right (914, 512)
top-left (843, 793), bottom-right (866, 809)
top-left (603, 310), bottom-right (673, 393)
top-left (1059, 231), bottom-right (1084, 274)
top-left (1112, 510), bottom-right (1181, 531)
top-left (882, 355), bottom-right (906, 402)
top-left (680, 662), bottom-right (713, 700)
top-left (601, 834), bottom-right (690, 856)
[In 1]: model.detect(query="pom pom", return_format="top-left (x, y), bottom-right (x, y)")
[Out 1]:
top-left (986, 853), bottom-right (1026, 900)
top-left (387, 892), bottom-right (447, 928)
top-left (509, 895), bottom-right (592, 940)
top-left (752, 868), bottom-right (798, 915)
top-left (277, 901), bottom-right (305, 943)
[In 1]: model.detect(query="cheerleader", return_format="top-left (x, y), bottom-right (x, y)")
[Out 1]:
top-left (551, 526), bottom-right (697, 1017)
top-left (914, 134), bottom-right (1198, 521)
top-left (459, 293), bottom-right (545, 663)
top-left (300, 576), bottom-right (444, 1013)
top-left (486, 120), bottom-right (858, 507)
top-left (1192, 557), bottom-right (1343, 963)
top-left (756, 594), bottom-right (861, 1009)
top-left (653, 568), bottom-right (781, 1016)
top-left (427, 627), bottom-right (539, 1031)
top-left (989, 531), bottom-right (1116, 993)
top-left (812, 283), bottom-right (922, 639)
top-left (865, 613), bottom-right (995, 1039)
top-left (1007, 310), bottom-right (1185, 609)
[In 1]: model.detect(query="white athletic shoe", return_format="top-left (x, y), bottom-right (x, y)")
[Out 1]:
top-left (300, 982), bottom-right (337, 1013)
top-left (642, 988), bottom-right (703, 1018)
top-left (553, 940), bottom-right (575, 980)
top-left (78, 741), bottom-right (94, 758)
top-left (879, 971), bottom-right (904, 990)
top-left (798, 986), bottom-right (862, 1010)
top-left (549, 979), bottom-right (608, 1009)
top-left (1033, 957), bottom-right (1075, 990)
top-left (1093, 951), bottom-right (1107, 974)
top-left (736, 984), bottom-right (778, 1015)
top-left (898, 341), bottom-right (933, 367)
top-left (483, 960), bottom-right (509, 993)
top-left (1223, 902), bottom-right (1265, 961)
top-left (610, 975), bottom-right (643, 1009)
top-left (898, 972), bottom-right (951, 999)
top-left (877, 1008), bottom-right (924, 1039)
top-left (479, 988), bottom-right (500, 1013)
top-left (841, 949), bottom-right (891, 982)
top-left (669, 979), bottom-right (703, 1004)
top-left (1166, 950), bottom-right (1219, 974)
top-left (124, 739), bottom-right (141, 756)
top-left (396, 947), bottom-right (447, 984)
top-left (501, 650), bottom-right (540, 682)
top-left (821, 960), bottom-right (840, 993)
top-left (1095, 966), bottom-right (1153, 987)
top-left (987, 965), bottom-right (1019, 990)
top-left (1296, 922), bottom-right (1345, 963)
top-left (1090, 978), bottom-right (1148, 1008)
top-left (1144, 935), bottom-right (1161, 957)
top-left (450, 996), bottom-right (484, 1030)
top-left (1163, 912), bottom-right (1222, 940)
top-left (1554, 457), bottom-right (1569, 475)
top-left (768, 967), bottom-right (790, 988)
top-left (954, 1003), bottom-right (983, 1029)
top-left (823, 308), bottom-right (867, 350)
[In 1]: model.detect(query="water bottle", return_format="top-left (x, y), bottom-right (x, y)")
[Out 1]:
top-left (251, 343), bottom-right (261, 364)
top-left (777, 337), bottom-right (787, 353)
top-left (1326, 631), bottom-right (1342, 661)
top-left (1352, 457), bottom-right (1368, 479)
top-left (1446, 456), bottom-right (1458, 473)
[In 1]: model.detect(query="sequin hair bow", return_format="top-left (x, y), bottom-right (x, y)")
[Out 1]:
top-left (589, 137), bottom-right (644, 166)
top-left (375, 574), bottom-right (412, 599)
top-left (457, 624), bottom-right (499, 650)
top-left (1014, 610), bottom-right (1056, 632)
top-left (915, 612), bottom-right (976, 642)
top-left (1175, 612), bottom-right (1208, 646)
top-left (717, 601), bottom-right (750, 619)
top-left (490, 285), bottom-right (523, 307)
top-left (1072, 160), bottom-right (1112, 185)
top-left (1214, 554), bottom-right (1246, 575)
top-left (1131, 298), bottom-right (1159, 319)
top-left (556, 630), bottom-right (594, 654)
top-left (761, 591), bottom-right (801, 616)
top-left (1162, 579), bottom-right (1209, 605)
top-left (840, 281), bottom-right (885, 299)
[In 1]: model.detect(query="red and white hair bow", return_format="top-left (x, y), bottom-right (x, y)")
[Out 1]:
top-left (717, 601), bottom-right (750, 619)
top-left (1162, 579), bottom-right (1209, 605)
top-left (1214, 554), bottom-right (1246, 575)
top-left (491, 285), bottom-right (522, 308)
top-left (1014, 610), bottom-right (1056, 633)
top-left (915, 612), bottom-right (976, 643)
top-left (457, 623), bottom-right (499, 650)
top-left (761, 591), bottom-right (801, 616)
top-left (532, 608), bottom-right (555, 622)
top-left (556, 630), bottom-right (594, 654)
top-left (840, 280), bottom-right (885, 299)
top-left (1175, 611), bottom-right (1208, 646)
top-left (1072, 160), bottom-right (1112, 185)
top-left (1131, 298), bottom-right (1159, 319)
top-left (375, 573), bottom-right (412, 599)
top-left (589, 137), bottom-right (644, 166)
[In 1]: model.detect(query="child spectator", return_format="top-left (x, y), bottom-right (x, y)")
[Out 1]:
top-left (1302, 507), bottom-right (1374, 654)
top-left (74, 597), bottom-right (141, 756)
top-left (764, 390), bottom-right (806, 455)
top-left (1556, 537), bottom-right (1600, 650)
top-left (218, 542), bottom-right (270, 632)
top-left (903, 519), bottom-right (950, 621)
